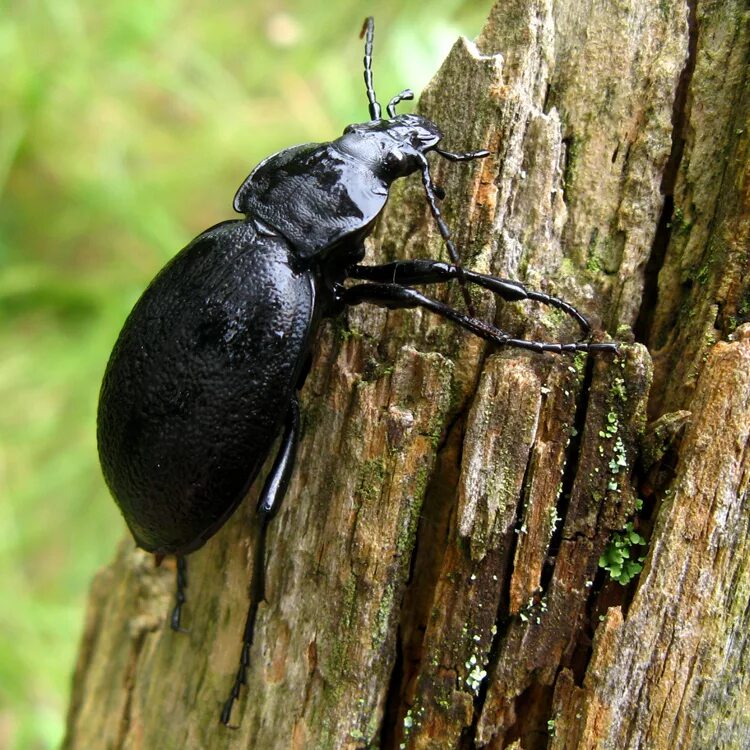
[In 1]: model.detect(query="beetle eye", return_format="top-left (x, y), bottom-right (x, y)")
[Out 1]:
top-left (384, 148), bottom-right (405, 170)
top-left (380, 146), bottom-right (415, 179)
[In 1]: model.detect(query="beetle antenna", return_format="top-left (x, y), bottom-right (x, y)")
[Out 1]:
top-left (360, 17), bottom-right (381, 120)
top-left (417, 153), bottom-right (475, 315)
top-left (387, 89), bottom-right (414, 118)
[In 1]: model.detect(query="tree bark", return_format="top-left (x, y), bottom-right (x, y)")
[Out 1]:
top-left (64, 1), bottom-right (750, 748)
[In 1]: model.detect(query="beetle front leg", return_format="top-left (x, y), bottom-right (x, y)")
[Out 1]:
top-left (350, 260), bottom-right (595, 336)
top-left (221, 395), bottom-right (301, 726)
top-left (342, 282), bottom-right (618, 354)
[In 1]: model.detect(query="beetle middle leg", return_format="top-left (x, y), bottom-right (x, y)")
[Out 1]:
top-left (341, 281), bottom-right (617, 354)
top-left (350, 260), bottom-right (600, 339)
top-left (221, 395), bottom-right (301, 726)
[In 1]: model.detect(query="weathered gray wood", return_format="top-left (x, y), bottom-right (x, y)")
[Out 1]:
top-left (64, 1), bottom-right (750, 748)
top-left (552, 328), bottom-right (750, 749)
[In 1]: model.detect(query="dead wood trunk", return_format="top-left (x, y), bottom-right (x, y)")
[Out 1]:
top-left (64, 1), bottom-right (750, 748)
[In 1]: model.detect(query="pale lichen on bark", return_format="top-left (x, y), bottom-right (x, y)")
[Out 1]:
top-left (65, 0), bottom-right (750, 748)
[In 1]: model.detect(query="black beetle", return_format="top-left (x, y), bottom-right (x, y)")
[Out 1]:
top-left (97, 17), bottom-right (616, 725)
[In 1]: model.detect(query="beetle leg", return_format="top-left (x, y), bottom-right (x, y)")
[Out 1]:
top-left (221, 516), bottom-right (269, 727)
top-left (416, 153), bottom-right (476, 316)
top-left (350, 260), bottom-right (596, 338)
top-left (434, 146), bottom-right (491, 162)
top-left (170, 555), bottom-right (188, 632)
top-left (342, 282), bottom-right (618, 354)
top-left (257, 395), bottom-right (301, 517)
top-left (221, 396), bottom-right (301, 726)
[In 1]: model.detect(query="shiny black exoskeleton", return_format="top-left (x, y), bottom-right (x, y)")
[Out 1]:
top-left (97, 17), bottom-right (617, 725)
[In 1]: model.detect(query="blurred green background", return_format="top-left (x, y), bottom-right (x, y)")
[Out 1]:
top-left (0, 1), bottom-right (489, 747)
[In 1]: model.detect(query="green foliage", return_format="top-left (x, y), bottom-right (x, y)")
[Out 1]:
top-left (0, 1), bottom-right (489, 747)
top-left (598, 522), bottom-right (647, 585)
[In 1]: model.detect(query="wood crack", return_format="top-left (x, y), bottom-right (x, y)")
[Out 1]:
top-left (634, 0), bottom-right (698, 351)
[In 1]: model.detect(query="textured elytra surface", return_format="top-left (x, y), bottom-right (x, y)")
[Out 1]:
top-left (65, 0), bottom-right (750, 748)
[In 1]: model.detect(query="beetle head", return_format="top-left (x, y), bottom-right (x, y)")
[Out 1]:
top-left (374, 113), bottom-right (443, 151)
top-left (336, 114), bottom-right (442, 183)
top-left (355, 17), bottom-right (490, 314)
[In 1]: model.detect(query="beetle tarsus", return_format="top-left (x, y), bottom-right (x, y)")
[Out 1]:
top-left (435, 147), bottom-right (491, 162)
top-left (220, 517), bottom-right (269, 726)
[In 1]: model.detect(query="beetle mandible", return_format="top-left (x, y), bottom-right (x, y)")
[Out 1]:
top-left (97, 17), bottom-right (617, 725)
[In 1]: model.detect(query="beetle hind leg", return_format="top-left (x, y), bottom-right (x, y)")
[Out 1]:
top-left (220, 396), bottom-right (301, 726)
top-left (220, 518), bottom-right (269, 726)
top-left (169, 555), bottom-right (188, 632)
top-left (256, 396), bottom-right (301, 517)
